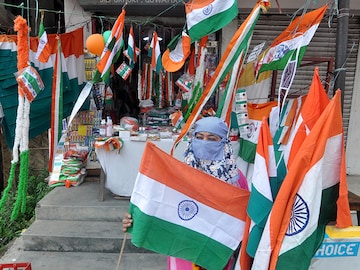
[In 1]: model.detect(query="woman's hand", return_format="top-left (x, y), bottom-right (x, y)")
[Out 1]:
top-left (122, 212), bottom-right (133, 232)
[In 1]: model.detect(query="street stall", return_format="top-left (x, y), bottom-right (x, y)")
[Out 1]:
top-left (0, 1), bottom-right (359, 269)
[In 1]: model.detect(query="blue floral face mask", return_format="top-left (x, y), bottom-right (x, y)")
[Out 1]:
top-left (191, 138), bottom-right (225, 160)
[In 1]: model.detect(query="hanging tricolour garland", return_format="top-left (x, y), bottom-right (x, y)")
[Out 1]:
top-left (0, 16), bottom-right (43, 220)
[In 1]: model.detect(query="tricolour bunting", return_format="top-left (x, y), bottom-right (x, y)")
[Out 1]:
top-left (185, 0), bottom-right (238, 42)
top-left (96, 9), bottom-right (125, 82)
top-left (128, 142), bottom-right (250, 270)
top-left (240, 118), bottom-right (276, 269)
top-left (258, 5), bottom-right (328, 74)
top-left (252, 90), bottom-right (352, 270)
top-left (0, 28), bottom-right (85, 149)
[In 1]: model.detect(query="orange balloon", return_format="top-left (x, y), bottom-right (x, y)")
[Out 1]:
top-left (86, 34), bottom-right (105, 56)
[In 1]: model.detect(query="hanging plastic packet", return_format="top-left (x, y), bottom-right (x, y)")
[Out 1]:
top-left (235, 88), bottom-right (250, 137)
top-left (175, 73), bottom-right (194, 92)
top-left (116, 62), bottom-right (132, 80)
top-left (15, 66), bottom-right (45, 102)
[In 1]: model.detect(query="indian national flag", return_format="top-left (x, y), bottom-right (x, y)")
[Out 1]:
top-left (148, 31), bottom-right (163, 74)
top-left (185, 0), bottom-right (238, 42)
top-left (96, 9), bottom-right (125, 82)
top-left (123, 25), bottom-right (140, 68)
top-left (258, 5), bottom-right (327, 74)
top-left (252, 90), bottom-right (352, 270)
top-left (35, 21), bottom-right (51, 63)
top-left (128, 142), bottom-right (250, 270)
top-left (240, 118), bottom-right (276, 268)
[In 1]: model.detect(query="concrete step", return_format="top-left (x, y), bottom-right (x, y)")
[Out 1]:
top-left (21, 219), bottom-right (149, 254)
top-left (1, 244), bottom-right (167, 270)
top-left (35, 181), bottom-right (130, 222)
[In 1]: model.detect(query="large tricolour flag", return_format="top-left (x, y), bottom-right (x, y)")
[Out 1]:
top-left (96, 9), bottom-right (125, 82)
top-left (128, 142), bottom-right (250, 270)
top-left (185, 0), bottom-right (238, 42)
top-left (258, 5), bottom-right (328, 74)
top-left (252, 90), bottom-right (352, 270)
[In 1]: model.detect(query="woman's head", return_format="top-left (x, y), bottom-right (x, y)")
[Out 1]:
top-left (191, 117), bottom-right (229, 161)
top-left (193, 117), bottom-right (228, 141)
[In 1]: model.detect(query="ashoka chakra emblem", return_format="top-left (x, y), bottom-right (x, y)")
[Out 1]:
top-left (203, 4), bottom-right (213, 16)
top-left (286, 194), bottom-right (310, 236)
top-left (178, 200), bottom-right (199, 221)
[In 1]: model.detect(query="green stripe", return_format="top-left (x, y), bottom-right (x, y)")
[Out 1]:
top-left (238, 138), bottom-right (257, 163)
top-left (246, 184), bottom-right (273, 257)
top-left (276, 184), bottom-right (339, 270)
top-left (247, 224), bottom-right (264, 257)
top-left (248, 186), bottom-right (273, 227)
top-left (258, 46), bottom-right (307, 73)
top-left (128, 204), bottom-right (232, 270)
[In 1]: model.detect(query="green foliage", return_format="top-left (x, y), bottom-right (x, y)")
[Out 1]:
top-left (0, 169), bottom-right (52, 252)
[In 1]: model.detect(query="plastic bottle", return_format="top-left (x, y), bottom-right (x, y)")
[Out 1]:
top-left (106, 116), bottom-right (113, 137)
top-left (99, 119), bottom-right (106, 137)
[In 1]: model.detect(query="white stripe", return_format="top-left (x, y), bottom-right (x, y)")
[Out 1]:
top-left (131, 172), bottom-right (245, 250)
top-left (253, 152), bottom-right (273, 201)
top-left (0, 41), bottom-right (17, 52)
top-left (264, 24), bottom-right (319, 63)
top-left (280, 135), bottom-right (342, 255)
top-left (186, 0), bottom-right (235, 30)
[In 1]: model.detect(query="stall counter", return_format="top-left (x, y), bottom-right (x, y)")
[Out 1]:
top-left (95, 138), bottom-right (240, 196)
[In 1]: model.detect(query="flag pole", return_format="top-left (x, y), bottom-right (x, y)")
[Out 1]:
top-left (115, 232), bottom-right (127, 270)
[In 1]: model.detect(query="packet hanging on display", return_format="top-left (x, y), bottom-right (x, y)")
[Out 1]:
top-left (15, 66), bottom-right (45, 102)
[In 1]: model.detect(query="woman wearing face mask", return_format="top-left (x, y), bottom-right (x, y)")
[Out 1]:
top-left (122, 116), bottom-right (248, 270)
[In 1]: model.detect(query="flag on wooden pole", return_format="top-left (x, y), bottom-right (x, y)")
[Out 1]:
top-left (48, 34), bottom-right (63, 172)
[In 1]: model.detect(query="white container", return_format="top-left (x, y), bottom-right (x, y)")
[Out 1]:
top-left (99, 119), bottom-right (106, 137)
top-left (106, 117), bottom-right (113, 137)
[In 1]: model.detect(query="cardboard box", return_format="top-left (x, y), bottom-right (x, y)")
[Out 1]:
top-left (310, 226), bottom-right (360, 269)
